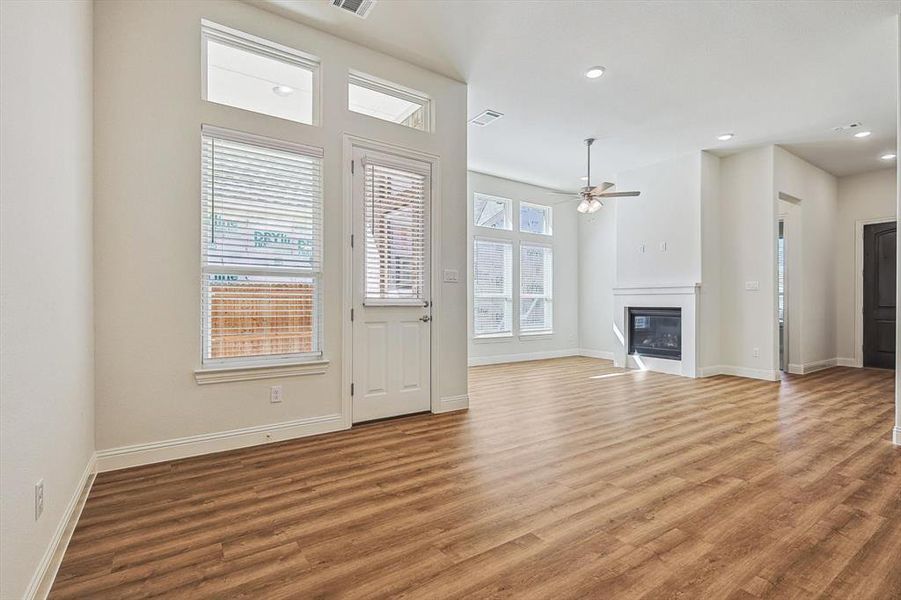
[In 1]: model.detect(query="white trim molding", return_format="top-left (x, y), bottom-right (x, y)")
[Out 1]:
top-left (194, 359), bottom-right (329, 384)
top-left (468, 347), bottom-right (580, 366)
top-left (96, 414), bottom-right (345, 472)
top-left (893, 426), bottom-right (901, 446)
top-left (437, 394), bottom-right (469, 413)
top-left (579, 348), bottom-right (615, 361)
top-left (613, 283), bottom-right (701, 296)
top-left (787, 358), bottom-right (860, 375)
top-left (25, 454), bottom-right (96, 600)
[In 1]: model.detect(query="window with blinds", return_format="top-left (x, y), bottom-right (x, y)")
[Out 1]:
top-left (520, 243), bottom-right (553, 333)
top-left (364, 160), bottom-right (428, 303)
top-left (473, 239), bottom-right (513, 337)
top-left (201, 126), bottom-right (323, 364)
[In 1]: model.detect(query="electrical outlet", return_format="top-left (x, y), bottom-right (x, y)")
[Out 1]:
top-left (270, 385), bottom-right (283, 403)
top-left (752, 347), bottom-right (760, 358)
top-left (35, 480), bottom-right (44, 520)
top-left (658, 241), bottom-right (667, 252)
top-left (639, 243), bottom-right (646, 253)
top-left (745, 280), bottom-right (760, 291)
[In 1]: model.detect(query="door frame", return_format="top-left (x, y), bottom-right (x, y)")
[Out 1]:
top-left (855, 216), bottom-right (896, 368)
top-left (341, 134), bottom-right (442, 426)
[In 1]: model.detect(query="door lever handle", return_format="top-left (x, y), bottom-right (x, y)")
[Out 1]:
top-left (419, 315), bottom-right (431, 322)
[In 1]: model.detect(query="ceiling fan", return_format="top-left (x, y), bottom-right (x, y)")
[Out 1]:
top-left (558, 138), bottom-right (640, 213)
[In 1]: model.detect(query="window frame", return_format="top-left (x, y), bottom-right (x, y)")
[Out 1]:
top-left (473, 192), bottom-right (514, 232)
top-left (518, 241), bottom-right (554, 335)
top-left (199, 124), bottom-right (325, 369)
top-left (201, 19), bottom-right (321, 126)
top-left (472, 236), bottom-right (514, 339)
top-left (519, 201), bottom-right (553, 236)
top-left (348, 70), bottom-right (432, 132)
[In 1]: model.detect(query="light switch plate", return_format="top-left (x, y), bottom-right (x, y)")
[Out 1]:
top-left (443, 269), bottom-right (459, 283)
top-left (745, 281), bottom-right (760, 291)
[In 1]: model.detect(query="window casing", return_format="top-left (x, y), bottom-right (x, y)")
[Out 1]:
top-left (201, 20), bottom-right (320, 126)
top-left (520, 201), bottom-right (552, 235)
top-left (473, 238), bottom-right (513, 337)
top-left (473, 193), bottom-right (512, 230)
top-left (520, 243), bottom-right (553, 334)
top-left (201, 126), bottom-right (323, 366)
top-left (348, 71), bottom-right (431, 132)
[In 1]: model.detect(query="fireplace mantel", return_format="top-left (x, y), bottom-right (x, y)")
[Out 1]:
top-left (612, 285), bottom-right (699, 377)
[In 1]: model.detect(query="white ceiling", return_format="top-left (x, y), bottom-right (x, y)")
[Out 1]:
top-left (253, 0), bottom-right (899, 189)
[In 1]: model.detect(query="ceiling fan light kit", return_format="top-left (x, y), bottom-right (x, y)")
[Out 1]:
top-left (569, 137), bottom-right (641, 213)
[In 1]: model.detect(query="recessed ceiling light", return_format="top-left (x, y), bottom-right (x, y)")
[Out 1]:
top-left (585, 66), bottom-right (606, 79)
top-left (881, 153), bottom-right (897, 160)
top-left (717, 133), bottom-right (735, 141)
top-left (853, 130), bottom-right (872, 138)
top-left (272, 85), bottom-right (295, 97)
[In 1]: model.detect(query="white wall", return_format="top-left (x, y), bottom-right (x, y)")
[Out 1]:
top-left (718, 146), bottom-right (778, 379)
top-left (467, 172), bottom-right (580, 364)
top-left (834, 168), bottom-right (896, 364)
top-left (615, 153), bottom-right (703, 286)
top-left (93, 1), bottom-right (466, 461)
top-left (0, 1), bottom-right (95, 597)
top-left (577, 198), bottom-right (617, 357)
top-left (773, 146), bottom-right (839, 370)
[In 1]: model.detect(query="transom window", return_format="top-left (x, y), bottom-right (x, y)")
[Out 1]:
top-left (201, 126), bottom-right (323, 364)
top-left (201, 20), bottom-right (320, 125)
top-left (473, 193), bottom-right (512, 230)
top-left (520, 201), bottom-right (552, 235)
top-left (348, 71), bottom-right (431, 132)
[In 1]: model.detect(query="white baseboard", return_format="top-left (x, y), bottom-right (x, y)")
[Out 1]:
top-left (26, 453), bottom-right (97, 600)
top-left (437, 394), bottom-right (469, 413)
top-left (894, 426), bottom-right (901, 446)
top-left (699, 365), bottom-right (780, 381)
top-left (787, 358), bottom-right (860, 375)
top-left (578, 348), bottom-right (615, 361)
top-left (96, 413), bottom-right (345, 472)
top-left (468, 348), bottom-right (580, 367)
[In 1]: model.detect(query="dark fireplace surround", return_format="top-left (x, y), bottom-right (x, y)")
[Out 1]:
top-left (628, 307), bottom-right (682, 360)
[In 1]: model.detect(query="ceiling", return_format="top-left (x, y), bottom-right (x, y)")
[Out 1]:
top-left (253, 0), bottom-right (899, 189)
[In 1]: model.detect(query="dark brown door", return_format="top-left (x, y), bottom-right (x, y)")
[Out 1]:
top-left (863, 222), bottom-right (896, 369)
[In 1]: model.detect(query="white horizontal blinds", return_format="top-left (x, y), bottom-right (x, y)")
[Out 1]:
top-left (473, 239), bottom-right (513, 336)
top-left (364, 160), bottom-right (427, 302)
top-left (520, 243), bottom-right (553, 333)
top-left (201, 127), bottom-right (323, 363)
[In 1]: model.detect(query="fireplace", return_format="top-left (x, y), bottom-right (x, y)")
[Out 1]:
top-left (628, 307), bottom-right (682, 360)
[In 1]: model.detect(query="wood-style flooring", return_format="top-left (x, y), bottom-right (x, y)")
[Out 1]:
top-left (51, 358), bottom-right (900, 599)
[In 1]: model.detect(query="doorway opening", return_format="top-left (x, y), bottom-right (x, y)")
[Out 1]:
top-left (778, 219), bottom-right (787, 372)
top-left (348, 141), bottom-right (436, 423)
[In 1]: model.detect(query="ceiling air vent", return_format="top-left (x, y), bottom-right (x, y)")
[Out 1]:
top-left (332, 0), bottom-right (377, 18)
top-left (469, 110), bottom-right (504, 127)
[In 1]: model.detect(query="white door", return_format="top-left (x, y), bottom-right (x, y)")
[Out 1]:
top-left (351, 148), bottom-right (431, 423)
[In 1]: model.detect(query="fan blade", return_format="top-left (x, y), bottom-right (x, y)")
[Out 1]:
top-left (595, 191), bottom-right (640, 198)
top-left (548, 191), bottom-right (580, 197)
top-left (588, 182), bottom-right (616, 195)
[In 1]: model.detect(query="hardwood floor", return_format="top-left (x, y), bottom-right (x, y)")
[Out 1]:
top-left (51, 358), bottom-right (900, 599)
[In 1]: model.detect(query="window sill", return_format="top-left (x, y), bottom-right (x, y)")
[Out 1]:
top-left (473, 334), bottom-right (514, 344)
top-left (194, 359), bottom-right (329, 384)
top-left (520, 332), bottom-right (553, 340)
